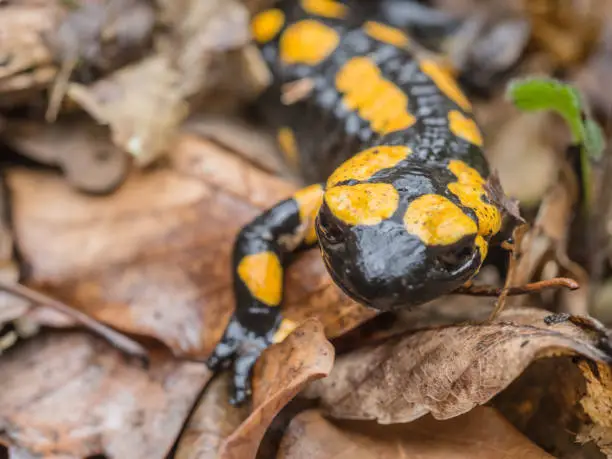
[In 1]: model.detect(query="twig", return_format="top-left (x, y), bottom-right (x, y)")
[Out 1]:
top-left (45, 57), bottom-right (77, 123)
top-left (454, 277), bottom-right (579, 297)
top-left (488, 223), bottom-right (529, 320)
top-left (0, 279), bottom-right (149, 360)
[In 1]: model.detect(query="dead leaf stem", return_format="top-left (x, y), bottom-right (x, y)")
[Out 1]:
top-left (455, 277), bottom-right (579, 297)
top-left (0, 278), bottom-right (148, 360)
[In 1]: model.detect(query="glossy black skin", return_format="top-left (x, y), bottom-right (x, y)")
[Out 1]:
top-left (206, 195), bottom-right (321, 403)
top-left (317, 159), bottom-right (485, 311)
top-left (207, 0), bottom-right (503, 404)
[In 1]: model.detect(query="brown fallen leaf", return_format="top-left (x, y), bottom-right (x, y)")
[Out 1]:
top-left (43, 0), bottom-right (156, 121)
top-left (8, 134), bottom-right (371, 359)
top-left (485, 111), bottom-right (561, 207)
top-left (156, 0), bottom-right (251, 97)
top-left (277, 407), bottom-right (552, 459)
top-left (67, 55), bottom-right (188, 167)
top-left (3, 119), bottom-right (130, 194)
top-left (217, 319), bottom-right (334, 459)
top-left (183, 114), bottom-right (286, 177)
top-left (0, 171), bottom-right (37, 351)
top-left (174, 373), bottom-right (250, 459)
top-left (513, 161), bottom-right (589, 315)
top-left (305, 308), bottom-right (612, 425)
top-left (66, 0), bottom-right (253, 167)
top-left (44, 0), bottom-right (155, 75)
top-left (0, 331), bottom-right (210, 458)
top-left (524, 0), bottom-right (602, 66)
top-left (576, 361), bottom-right (612, 455)
top-left (0, 3), bottom-right (60, 82)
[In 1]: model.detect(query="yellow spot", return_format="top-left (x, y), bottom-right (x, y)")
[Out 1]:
top-left (251, 9), bottom-right (285, 44)
top-left (237, 252), bottom-right (283, 306)
top-left (277, 127), bottom-right (299, 167)
top-left (273, 318), bottom-right (299, 343)
top-left (403, 194), bottom-right (477, 246)
top-left (293, 184), bottom-right (324, 245)
top-left (280, 20), bottom-right (340, 65)
top-left (327, 145), bottom-right (411, 187)
top-left (336, 57), bottom-right (416, 135)
top-left (420, 59), bottom-right (471, 111)
top-left (448, 110), bottom-right (483, 147)
top-left (447, 160), bottom-right (501, 237)
top-left (301, 0), bottom-right (348, 19)
top-left (325, 183), bottom-right (399, 226)
top-left (364, 21), bottom-right (410, 47)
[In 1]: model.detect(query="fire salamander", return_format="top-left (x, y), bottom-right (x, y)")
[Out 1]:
top-left (207, 0), bottom-right (513, 404)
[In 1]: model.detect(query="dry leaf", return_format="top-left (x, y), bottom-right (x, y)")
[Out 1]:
top-left (486, 111), bottom-right (560, 206)
top-left (278, 408), bottom-right (552, 459)
top-left (45, 0), bottom-right (155, 75)
top-left (218, 319), bottom-right (334, 459)
top-left (67, 56), bottom-right (188, 167)
top-left (65, 0), bottom-right (252, 167)
top-left (524, 0), bottom-right (602, 65)
top-left (183, 114), bottom-right (286, 176)
top-left (577, 362), bottom-right (612, 455)
top-left (174, 373), bottom-right (250, 459)
top-left (306, 308), bottom-right (612, 424)
top-left (0, 331), bottom-right (210, 458)
top-left (157, 0), bottom-right (251, 97)
top-left (3, 119), bottom-right (130, 194)
top-left (0, 3), bottom-right (60, 81)
top-left (0, 172), bottom-right (35, 350)
top-left (513, 162), bottom-right (588, 315)
top-left (8, 134), bottom-right (371, 359)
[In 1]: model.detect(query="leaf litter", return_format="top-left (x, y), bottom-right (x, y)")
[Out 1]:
top-left (2, 0), bottom-right (612, 458)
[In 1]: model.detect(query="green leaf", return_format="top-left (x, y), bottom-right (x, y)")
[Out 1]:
top-left (506, 77), bottom-right (583, 142)
top-left (506, 76), bottom-right (607, 213)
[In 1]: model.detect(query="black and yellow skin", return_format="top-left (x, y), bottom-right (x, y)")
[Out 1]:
top-left (207, 0), bottom-right (510, 404)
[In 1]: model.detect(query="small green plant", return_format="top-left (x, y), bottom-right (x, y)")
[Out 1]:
top-left (506, 77), bottom-right (605, 210)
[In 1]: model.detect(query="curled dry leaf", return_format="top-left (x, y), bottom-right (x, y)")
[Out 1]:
top-left (67, 56), bottom-right (188, 167)
top-left (305, 308), bottom-right (612, 425)
top-left (278, 408), bottom-right (552, 459)
top-left (0, 332), bottom-right (210, 458)
top-left (2, 119), bottom-right (130, 194)
top-left (66, 0), bottom-right (252, 167)
top-left (8, 134), bottom-right (371, 358)
top-left (218, 319), bottom-right (334, 459)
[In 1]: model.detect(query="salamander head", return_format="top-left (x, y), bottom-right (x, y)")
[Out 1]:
top-left (315, 180), bottom-right (493, 311)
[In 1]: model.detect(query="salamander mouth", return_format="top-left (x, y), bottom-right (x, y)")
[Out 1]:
top-left (428, 235), bottom-right (481, 282)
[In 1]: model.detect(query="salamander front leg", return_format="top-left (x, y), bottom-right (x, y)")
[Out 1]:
top-left (206, 184), bottom-right (324, 405)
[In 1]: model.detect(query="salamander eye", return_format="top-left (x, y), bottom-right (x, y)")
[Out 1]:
top-left (316, 209), bottom-right (344, 244)
top-left (436, 243), bottom-right (475, 272)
